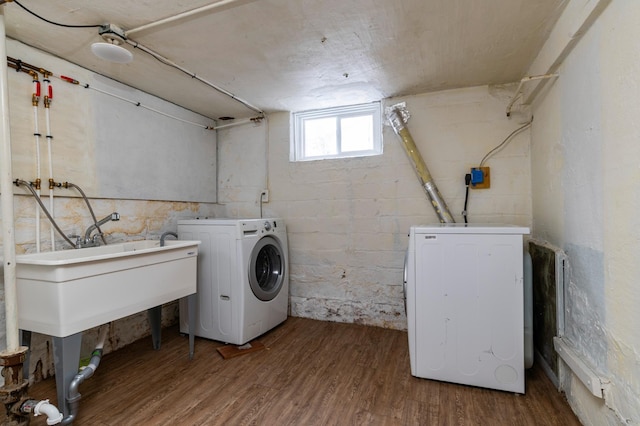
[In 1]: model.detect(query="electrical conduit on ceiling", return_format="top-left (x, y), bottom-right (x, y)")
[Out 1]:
top-left (8, 0), bottom-right (264, 121)
top-left (121, 35), bottom-right (263, 115)
top-left (124, 0), bottom-right (253, 37)
top-left (120, 0), bottom-right (265, 116)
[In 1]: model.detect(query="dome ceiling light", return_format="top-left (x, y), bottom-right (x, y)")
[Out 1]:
top-left (91, 24), bottom-right (132, 64)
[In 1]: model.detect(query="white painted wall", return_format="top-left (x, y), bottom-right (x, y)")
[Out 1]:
top-left (215, 120), bottom-right (268, 218)
top-left (7, 39), bottom-right (217, 203)
top-left (217, 85), bottom-right (533, 330)
top-left (530, 1), bottom-right (640, 424)
top-left (0, 43), bottom-right (218, 384)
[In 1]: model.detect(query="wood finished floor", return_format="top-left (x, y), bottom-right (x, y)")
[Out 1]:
top-left (23, 317), bottom-right (581, 425)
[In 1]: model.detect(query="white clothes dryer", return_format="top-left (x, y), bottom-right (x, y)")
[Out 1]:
top-left (177, 218), bottom-right (289, 345)
top-left (405, 224), bottom-right (529, 393)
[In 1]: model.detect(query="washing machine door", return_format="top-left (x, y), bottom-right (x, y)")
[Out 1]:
top-left (249, 235), bottom-right (285, 301)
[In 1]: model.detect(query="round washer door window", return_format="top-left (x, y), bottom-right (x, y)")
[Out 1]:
top-left (249, 236), bottom-right (285, 301)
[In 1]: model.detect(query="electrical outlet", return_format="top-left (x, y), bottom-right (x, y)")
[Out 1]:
top-left (261, 189), bottom-right (269, 203)
top-left (470, 167), bottom-right (490, 189)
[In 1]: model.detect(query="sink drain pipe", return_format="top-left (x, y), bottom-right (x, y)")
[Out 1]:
top-left (60, 326), bottom-right (108, 425)
top-left (386, 104), bottom-right (455, 223)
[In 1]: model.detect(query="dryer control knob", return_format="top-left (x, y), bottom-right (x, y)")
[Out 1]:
top-left (264, 221), bottom-right (272, 231)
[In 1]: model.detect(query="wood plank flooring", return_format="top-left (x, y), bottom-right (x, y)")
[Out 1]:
top-left (21, 317), bottom-right (580, 425)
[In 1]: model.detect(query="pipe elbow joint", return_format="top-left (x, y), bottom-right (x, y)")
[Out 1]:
top-left (160, 231), bottom-right (178, 247)
top-left (32, 400), bottom-right (63, 425)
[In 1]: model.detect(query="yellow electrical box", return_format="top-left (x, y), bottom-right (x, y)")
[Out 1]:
top-left (470, 167), bottom-right (490, 189)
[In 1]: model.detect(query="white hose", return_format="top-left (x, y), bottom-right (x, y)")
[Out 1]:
top-left (34, 400), bottom-right (63, 425)
top-left (95, 324), bottom-right (109, 350)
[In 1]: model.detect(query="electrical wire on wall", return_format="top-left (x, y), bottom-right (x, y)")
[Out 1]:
top-left (462, 173), bottom-right (471, 223)
top-left (12, 0), bottom-right (101, 29)
top-left (478, 118), bottom-right (533, 168)
top-left (463, 118), bottom-right (533, 223)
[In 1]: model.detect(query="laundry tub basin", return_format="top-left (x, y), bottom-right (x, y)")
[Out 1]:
top-left (16, 240), bottom-right (200, 337)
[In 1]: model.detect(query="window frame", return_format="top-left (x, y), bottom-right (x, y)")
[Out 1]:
top-left (291, 102), bottom-right (383, 162)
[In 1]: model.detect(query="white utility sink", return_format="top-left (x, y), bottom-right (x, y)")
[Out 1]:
top-left (16, 240), bottom-right (200, 337)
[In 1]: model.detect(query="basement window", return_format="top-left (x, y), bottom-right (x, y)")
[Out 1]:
top-left (292, 102), bottom-right (382, 161)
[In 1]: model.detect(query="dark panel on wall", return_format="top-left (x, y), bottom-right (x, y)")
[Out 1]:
top-left (529, 241), bottom-right (559, 379)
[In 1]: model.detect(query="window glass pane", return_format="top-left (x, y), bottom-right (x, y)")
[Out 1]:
top-left (341, 115), bottom-right (373, 152)
top-left (304, 117), bottom-right (337, 157)
top-left (292, 102), bottom-right (381, 161)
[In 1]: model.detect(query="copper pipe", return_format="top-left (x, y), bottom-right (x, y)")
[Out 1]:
top-left (7, 55), bottom-right (50, 76)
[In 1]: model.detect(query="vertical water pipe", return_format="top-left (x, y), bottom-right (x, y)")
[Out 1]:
top-left (0, 4), bottom-right (19, 354)
top-left (0, 4), bottom-right (30, 419)
top-left (386, 104), bottom-right (455, 223)
top-left (0, 4), bottom-right (30, 416)
top-left (0, 10), bottom-right (63, 424)
top-left (32, 74), bottom-right (42, 252)
top-left (43, 76), bottom-right (55, 251)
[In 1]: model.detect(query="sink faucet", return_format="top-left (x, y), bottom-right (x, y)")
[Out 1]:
top-left (78, 212), bottom-right (120, 248)
top-left (160, 231), bottom-right (178, 247)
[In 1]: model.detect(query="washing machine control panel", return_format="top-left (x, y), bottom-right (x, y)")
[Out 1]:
top-left (238, 219), bottom-right (281, 237)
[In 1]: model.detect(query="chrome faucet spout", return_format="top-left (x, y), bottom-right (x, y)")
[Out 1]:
top-left (84, 212), bottom-right (120, 242)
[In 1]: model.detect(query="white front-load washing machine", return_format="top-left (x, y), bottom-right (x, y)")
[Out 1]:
top-left (177, 218), bottom-right (289, 345)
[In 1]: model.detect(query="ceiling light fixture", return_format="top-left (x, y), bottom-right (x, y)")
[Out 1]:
top-left (91, 24), bottom-right (132, 64)
top-left (91, 39), bottom-right (133, 64)
top-left (89, 23), bottom-right (263, 114)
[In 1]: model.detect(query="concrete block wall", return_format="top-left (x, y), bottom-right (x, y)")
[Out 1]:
top-left (217, 84), bottom-right (533, 330)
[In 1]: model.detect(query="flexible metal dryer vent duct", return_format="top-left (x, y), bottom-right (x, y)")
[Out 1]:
top-left (386, 104), bottom-right (455, 223)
